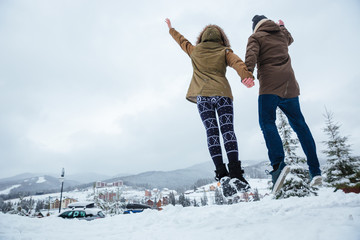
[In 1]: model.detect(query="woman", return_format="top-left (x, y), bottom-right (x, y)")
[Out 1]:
top-left (165, 18), bottom-right (254, 195)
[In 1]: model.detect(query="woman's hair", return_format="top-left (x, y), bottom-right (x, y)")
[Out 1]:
top-left (196, 24), bottom-right (231, 47)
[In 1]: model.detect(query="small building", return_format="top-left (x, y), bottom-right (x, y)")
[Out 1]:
top-left (145, 190), bottom-right (152, 197)
top-left (96, 181), bottom-right (123, 188)
top-left (156, 200), bottom-right (162, 209)
top-left (209, 185), bottom-right (216, 191)
top-left (96, 181), bottom-right (106, 188)
top-left (98, 192), bottom-right (117, 202)
top-left (50, 198), bottom-right (77, 209)
top-left (63, 198), bottom-right (78, 208)
top-left (113, 181), bottom-right (123, 187)
top-left (146, 199), bottom-right (154, 207)
top-left (162, 197), bottom-right (169, 206)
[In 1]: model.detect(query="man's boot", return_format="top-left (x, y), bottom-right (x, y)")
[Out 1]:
top-left (269, 161), bottom-right (290, 194)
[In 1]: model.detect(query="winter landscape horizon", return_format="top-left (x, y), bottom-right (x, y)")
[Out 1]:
top-left (1, 149), bottom-right (360, 240)
top-left (0, 179), bottom-right (359, 240)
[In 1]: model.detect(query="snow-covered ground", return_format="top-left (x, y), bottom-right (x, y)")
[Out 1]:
top-left (0, 187), bottom-right (359, 240)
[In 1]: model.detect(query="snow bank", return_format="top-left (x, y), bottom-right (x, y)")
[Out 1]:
top-left (0, 188), bottom-right (359, 240)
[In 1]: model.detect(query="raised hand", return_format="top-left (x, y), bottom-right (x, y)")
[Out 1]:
top-left (165, 18), bottom-right (172, 29)
top-left (277, 19), bottom-right (284, 26)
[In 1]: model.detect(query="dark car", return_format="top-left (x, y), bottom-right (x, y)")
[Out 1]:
top-left (58, 208), bottom-right (105, 221)
top-left (123, 203), bottom-right (151, 214)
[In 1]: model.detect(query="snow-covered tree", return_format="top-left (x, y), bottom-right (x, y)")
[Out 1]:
top-left (169, 192), bottom-right (176, 206)
top-left (275, 109), bottom-right (317, 199)
top-left (192, 199), bottom-right (199, 207)
top-left (178, 193), bottom-right (191, 207)
top-left (322, 109), bottom-right (360, 192)
top-left (214, 188), bottom-right (225, 205)
top-left (252, 188), bottom-right (260, 201)
top-left (0, 199), bottom-right (12, 213)
top-left (200, 192), bottom-right (208, 206)
top-left (35, 200), bottom-right (45, 212)
top-left (9, 196), bottom-right (35, 216)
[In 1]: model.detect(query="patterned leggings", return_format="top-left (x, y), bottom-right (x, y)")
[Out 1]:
top-left (197, 96), bottom-right (239, 168)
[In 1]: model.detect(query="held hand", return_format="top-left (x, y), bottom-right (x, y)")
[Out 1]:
top-left (165, 18), bottom-right (172, 29)
top-left (242, 78), bottom-right (255, 88)
top-left (277, 19), bottom-right (284, 26)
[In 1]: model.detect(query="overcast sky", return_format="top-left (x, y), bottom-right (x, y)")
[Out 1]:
top-left (0, 0), bottom-right (359, 179)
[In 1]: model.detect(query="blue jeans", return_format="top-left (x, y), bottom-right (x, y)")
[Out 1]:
top-left (258, 94), bottom-right (321, 177)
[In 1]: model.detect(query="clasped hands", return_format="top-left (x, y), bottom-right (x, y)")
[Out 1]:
top-left (242, 78), bottom-right (255, 88)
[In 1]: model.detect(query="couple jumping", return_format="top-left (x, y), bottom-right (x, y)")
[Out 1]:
top-left (165, 15), bottom-right (322, 196)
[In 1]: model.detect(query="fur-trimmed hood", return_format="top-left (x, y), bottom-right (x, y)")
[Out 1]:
top-left (196, 25), bottom-right (230, 47)
top-left (254, 19), bottom-right (280, 33)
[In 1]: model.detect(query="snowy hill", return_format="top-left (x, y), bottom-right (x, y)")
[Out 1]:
top-left (0, 173), bottom-right (41, 182)
top-left (0, 187), bottom-right (358, 240)
top-left (0, 175), bottom-right (80, 197)
top-left (107, 160), bottom-right (268, 190)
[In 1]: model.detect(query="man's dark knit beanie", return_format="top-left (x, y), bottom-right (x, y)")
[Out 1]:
top-left (252, 15), bottom-right (267, 31)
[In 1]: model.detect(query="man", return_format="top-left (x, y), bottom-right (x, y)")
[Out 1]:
top-left (243, 15), bottom-right (322, 194)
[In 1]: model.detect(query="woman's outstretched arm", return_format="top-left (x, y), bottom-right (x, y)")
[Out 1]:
top-left (165, 18), bottom-right (194, 56)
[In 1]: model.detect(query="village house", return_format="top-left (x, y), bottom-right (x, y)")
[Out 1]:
top-left (98, 192), bottom-right (118, 202)
top-left (209, 185), bottom-right (216, 191)
top-left (51, 198), bottom-right (77, 209)
top-left (95, 181), bottom-right (123, 188)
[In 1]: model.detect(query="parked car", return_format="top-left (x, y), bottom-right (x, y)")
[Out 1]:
top-left (123, 203), bottom-right (151, 214)
top-left (58, 208), bottom-right (105, 221)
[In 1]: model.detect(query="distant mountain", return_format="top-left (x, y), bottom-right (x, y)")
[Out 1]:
top-left (0, 173), bottom-right (42, 183)
top-left (106, 158), bottom-right (325, 190)
top-left (0, 175), bottom-right (80, 197)
top-left (0, 160), bottom-right (270, 197)
top-left (116, 167), bottom-right (213, 190)
top-left (106, 160), bottom-right (269, 190)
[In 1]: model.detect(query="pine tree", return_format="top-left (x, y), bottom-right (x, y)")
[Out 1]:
top-left (178, 193), bottom-right (191, 207)
top-left (214, 188), bottom-right (225, 205)
top-left (178, 193), bottom-right (185, 206)
top-left (193, 199), bottom-right (199, 207)
top-left (252, 188), bottom-right (260, 201)
top-left (322, 109), bottom-right (360, 192)
top-left (169, 192), bottom-right (176, 206)
top-left (0, 198), bottom-right (13, 213)
top-left (200, 191), bottom-right (208, 206)
top-left (275, 108), bottom-right (317, 199)
top-left (35, 200), bottom-right (45, 212)
top-left (185, 197), bottom-right (191, 207)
